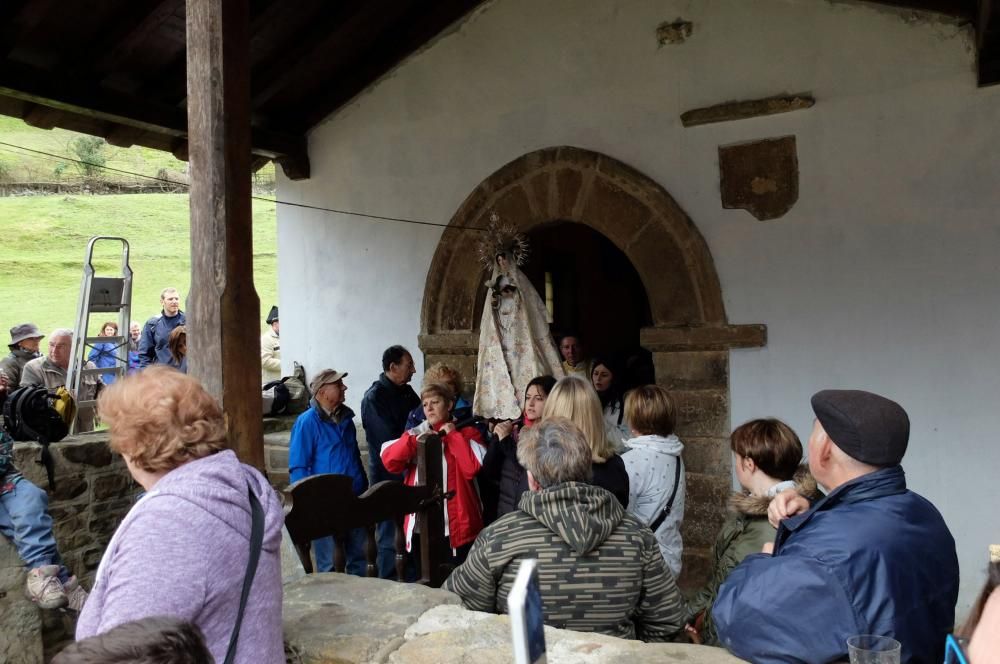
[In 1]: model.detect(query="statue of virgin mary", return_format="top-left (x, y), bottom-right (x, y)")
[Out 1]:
top-left (473, 215), bottom-right (564, 420)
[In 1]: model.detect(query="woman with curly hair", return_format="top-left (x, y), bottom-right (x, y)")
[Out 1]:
top-left (75, 367), bottom-right (284, 663)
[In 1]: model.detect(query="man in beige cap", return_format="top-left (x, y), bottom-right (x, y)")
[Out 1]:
top-left (287, 368), bottom-right (368, 574)
top-left (0, 323), bottom-right (44, 388)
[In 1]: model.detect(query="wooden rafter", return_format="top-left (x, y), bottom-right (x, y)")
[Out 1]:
top-left (0, 58), bottom-right (309, 177)
top-left (296, 0), bottom-right (482, 129)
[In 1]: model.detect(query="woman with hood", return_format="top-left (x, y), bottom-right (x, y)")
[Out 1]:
top-left (621, 385), bottom-right (685, 578)
top-left (76, 366), bottom-right (285, 664)
top-left (684, 417), bottom-right (815, 646)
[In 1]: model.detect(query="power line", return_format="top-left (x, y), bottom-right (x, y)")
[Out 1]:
top-left (0, 139), bottom-right (485, 233)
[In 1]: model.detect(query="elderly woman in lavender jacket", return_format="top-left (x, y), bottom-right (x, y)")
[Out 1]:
top-left (75, 366), bottom-right (284, 663)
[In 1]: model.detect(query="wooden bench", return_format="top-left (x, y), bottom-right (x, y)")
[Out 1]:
top-left (283, 432), bottom-right (455, 587)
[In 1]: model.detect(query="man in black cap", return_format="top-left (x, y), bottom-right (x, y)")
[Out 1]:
top-left (712, 390), bottom-right (958, 664)
top-left (260, 305), bottom-right (280, 384)
top-left (0, 323), bottom-right (44, 388)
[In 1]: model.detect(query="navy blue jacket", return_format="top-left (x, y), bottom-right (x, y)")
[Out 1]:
top-left (713, 465), bottom-right (958, 664)
top-left (360, 374), bottom-right (420, 484)
top-left (138, 311), bottom-right (186, 368)
top-left (288, 403), bottom-right (368, 495)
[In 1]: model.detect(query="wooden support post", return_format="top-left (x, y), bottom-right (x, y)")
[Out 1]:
top-left (185, 0), bottom-right (264, 470)
top-left (417, 434), bottom-right (451, 588)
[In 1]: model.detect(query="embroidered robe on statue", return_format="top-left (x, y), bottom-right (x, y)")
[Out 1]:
top-left (474, 263), bottom-right (563, 419)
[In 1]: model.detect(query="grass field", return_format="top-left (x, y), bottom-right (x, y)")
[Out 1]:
top-left (0, 115), bottom-right (189, 183)
top-left (0, 193), bottom-right (278, 338)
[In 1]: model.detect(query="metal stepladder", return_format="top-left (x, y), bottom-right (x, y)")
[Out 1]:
top-left (67, 237), bottom-right (134, 434)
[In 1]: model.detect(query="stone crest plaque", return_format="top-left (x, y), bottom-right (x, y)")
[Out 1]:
top-left (719, 136), bottom-right (798, 221)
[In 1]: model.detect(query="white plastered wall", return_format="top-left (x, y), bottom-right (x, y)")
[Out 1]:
top-left (277, 0), bottom-right (1000, 612)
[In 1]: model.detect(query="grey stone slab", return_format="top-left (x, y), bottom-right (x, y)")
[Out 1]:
top-left (283, 574), bottom-right (460, 664)
top-left (392, 605), bottom-right (747, 664)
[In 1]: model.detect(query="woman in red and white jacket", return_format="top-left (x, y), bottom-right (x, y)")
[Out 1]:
top-left (380, 382), bottom-right (487, 564)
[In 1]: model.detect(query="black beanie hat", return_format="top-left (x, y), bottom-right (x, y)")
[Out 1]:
top-left (810, 389), bottom-right (909, 466)
top-left (266, 306), bottom-right (279, 324)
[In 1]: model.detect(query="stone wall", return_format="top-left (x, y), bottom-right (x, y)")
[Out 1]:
top-left (283, 573), bottom-right (743, 663)
top-left (0, 432), bottom-right (137, 662)
top-left (12, 433), bottom-right (137, 588)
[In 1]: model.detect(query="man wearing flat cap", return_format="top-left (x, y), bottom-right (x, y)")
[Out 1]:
top-left (260, 306), bottom-right (280, 384)
top-left (0, 324), bottom-right (44, 388)
top-left (287, 368), bottom-right (368, 575)
top-left (713, 390), bottom-right (958, 664)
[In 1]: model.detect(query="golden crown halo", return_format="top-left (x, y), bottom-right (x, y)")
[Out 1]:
top-left (477, 211), bottom-right (530, 271)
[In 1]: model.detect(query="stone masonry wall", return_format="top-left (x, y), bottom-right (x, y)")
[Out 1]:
top-left (2, 432), bottom-right (138, 660)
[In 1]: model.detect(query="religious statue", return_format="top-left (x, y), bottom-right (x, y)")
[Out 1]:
top-left (473, 214), bottom-right (564, 420)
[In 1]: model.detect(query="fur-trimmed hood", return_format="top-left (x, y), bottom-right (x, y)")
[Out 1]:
top-left (729, 466), bottom-right (819, 517)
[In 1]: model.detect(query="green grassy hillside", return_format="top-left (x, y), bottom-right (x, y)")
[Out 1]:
top-left (0, 115), bottom-right (188, 182)
top-left (0, 193), bottom-right (278, 338)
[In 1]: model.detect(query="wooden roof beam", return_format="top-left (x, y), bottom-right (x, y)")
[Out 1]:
top-left (0, 59), bottom-right (309, 178)
top-left (296, 0), bottom-right (482, 129)
top-left (249, 0), bottom-right (371, 109)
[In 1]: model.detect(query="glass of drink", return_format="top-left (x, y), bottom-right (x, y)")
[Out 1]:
top-left (847, 635), bottom-right (901, 664)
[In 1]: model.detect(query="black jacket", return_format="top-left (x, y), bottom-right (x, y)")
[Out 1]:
top-left (481, 429), bottom-right (530, 518)
top-left (592, 453), bottom-right (629, 509)
top-left (360, 374), bottom-right (419, 483)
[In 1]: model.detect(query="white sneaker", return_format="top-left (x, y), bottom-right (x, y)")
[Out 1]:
top-left (25, 565), bottom-right (67, 610)
top-left (63, 575), bottom-right (88, 612)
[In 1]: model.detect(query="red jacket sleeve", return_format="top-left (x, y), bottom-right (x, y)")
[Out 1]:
top-left (380, 431), bottom-right (418, 474)
top-left (444, 427), bottom-right (486, 480)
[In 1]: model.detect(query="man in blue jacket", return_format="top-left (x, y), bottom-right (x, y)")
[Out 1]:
top-left (713, 389), bottom-right (958, 664)
top-left (289, 368), bottom-right (369, 575)
top-left (138, 287), bottom-right (186, 368)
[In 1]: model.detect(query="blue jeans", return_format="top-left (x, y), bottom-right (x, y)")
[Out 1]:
top-left (0, 480), bottom-right (68, 583)
top-left (375, 519), bottom-right (398, 579)
top-left (312, 528), bottom-right (367, 577)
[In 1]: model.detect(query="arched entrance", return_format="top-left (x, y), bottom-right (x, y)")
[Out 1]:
top-left (419, 146), bottom-right (766, 586)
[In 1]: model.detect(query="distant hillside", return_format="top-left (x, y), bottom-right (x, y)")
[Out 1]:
top-left (0, 193), bottom-right (278, 337)
top-left (0, 115), bottom-right (274, 191)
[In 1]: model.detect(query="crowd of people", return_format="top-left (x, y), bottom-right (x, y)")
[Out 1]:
top-left (1, 295), bottom-right (998, 663)
top-left (285, 335), bottom-right (995, 663)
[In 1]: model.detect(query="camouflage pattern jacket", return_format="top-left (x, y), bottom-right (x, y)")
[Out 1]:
top-left (443, 481), bottom-right (684, 641)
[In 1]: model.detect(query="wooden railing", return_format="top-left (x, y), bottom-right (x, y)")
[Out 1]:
top-left (283, 433), bottom-right (454, 587)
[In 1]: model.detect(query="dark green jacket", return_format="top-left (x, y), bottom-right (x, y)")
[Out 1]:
top-left (443, 481), bottom-right (684, 641)
top-left (686, 470), bottom-right (818, 645)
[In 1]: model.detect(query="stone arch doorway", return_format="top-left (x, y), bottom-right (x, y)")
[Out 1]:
top-left (419, 146), bottom-right (765, 586)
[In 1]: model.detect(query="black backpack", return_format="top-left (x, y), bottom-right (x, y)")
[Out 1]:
top-left (2, 386), bottom-right (72, 489)
top-left (261, 379), bottom-right (291, 416)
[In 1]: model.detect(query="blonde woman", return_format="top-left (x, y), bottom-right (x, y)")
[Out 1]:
top-left (541, 375), bottom-right (629, 507)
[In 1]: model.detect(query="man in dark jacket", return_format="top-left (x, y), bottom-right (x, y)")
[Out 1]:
top-left (444, 417), bottom-right (684, 641)
top-left (713, 390), bottom-right (959, 664)
top-left (0, 323), bottom-right (44, 387)
top-left (360, 345), bottom-right (418, 578)
top-left (138, 287), bottom-right (185, 368)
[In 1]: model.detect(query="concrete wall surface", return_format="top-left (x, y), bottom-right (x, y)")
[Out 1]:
top-left (277, 0), bottom-right (1000, 613)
